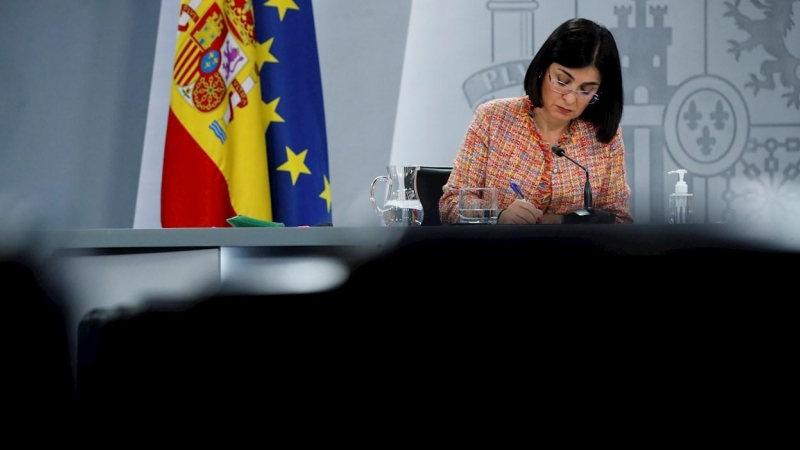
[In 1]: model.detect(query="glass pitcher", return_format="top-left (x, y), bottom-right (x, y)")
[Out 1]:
top-left (370, 165), bottom-right (424, 226)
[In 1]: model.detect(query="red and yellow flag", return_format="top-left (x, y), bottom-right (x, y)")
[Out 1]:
top-left (162, 0), bottom-right (332, 228)
top-left (161, 0), bottom-right (272, 227)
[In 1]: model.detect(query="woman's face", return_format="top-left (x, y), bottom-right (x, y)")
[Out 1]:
top-left (540, 63), bottom-right (601, 123)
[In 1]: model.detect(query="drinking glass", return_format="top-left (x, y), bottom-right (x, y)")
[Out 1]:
top-left (458, 187), bottom-right (499, 224)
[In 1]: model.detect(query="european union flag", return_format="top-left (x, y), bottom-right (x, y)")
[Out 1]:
top-left (256, 0), bottom-right (332, 226)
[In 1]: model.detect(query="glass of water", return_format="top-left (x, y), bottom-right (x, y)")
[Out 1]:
top-left (458, 187), bottom-right (499, 224)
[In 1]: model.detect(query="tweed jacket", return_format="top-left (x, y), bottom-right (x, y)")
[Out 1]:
top-left (440, 96), bottom-right (633, 224)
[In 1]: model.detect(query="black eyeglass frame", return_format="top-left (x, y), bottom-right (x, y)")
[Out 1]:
top-left (547, 71), bottom-right (600, 105)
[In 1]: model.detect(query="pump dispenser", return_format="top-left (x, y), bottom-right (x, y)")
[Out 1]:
top-left (668, 169), bottom-right (693, 224)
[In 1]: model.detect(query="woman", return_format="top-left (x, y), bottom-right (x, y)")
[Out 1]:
top-left (439, 18), bottom-right (633, 225)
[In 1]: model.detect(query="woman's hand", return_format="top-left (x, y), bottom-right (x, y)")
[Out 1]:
top-left (498, 199), bottom-right (543, 224)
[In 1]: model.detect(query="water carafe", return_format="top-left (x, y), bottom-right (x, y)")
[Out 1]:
top-left (370, 165), bottom-right (424, 226)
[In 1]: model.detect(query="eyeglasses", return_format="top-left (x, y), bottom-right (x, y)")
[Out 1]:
top-left (547, 71), bottom-right (600, 105)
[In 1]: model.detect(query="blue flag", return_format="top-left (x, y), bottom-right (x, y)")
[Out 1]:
top-left (256, 0), bottom-right (332, 226)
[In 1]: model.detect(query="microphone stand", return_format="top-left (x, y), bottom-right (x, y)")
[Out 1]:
top-left (551, 146), bottom-right (616, 224)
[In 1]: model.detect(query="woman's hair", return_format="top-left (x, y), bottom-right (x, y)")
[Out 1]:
top-left (524, 18), bottom-right (623, 144)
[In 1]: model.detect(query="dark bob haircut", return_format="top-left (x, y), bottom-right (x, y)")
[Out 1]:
top-left (524, 18), bottom-right (623, 144)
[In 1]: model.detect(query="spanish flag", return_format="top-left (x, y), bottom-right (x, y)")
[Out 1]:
top-left (161, 0), bottom-right (332, 227)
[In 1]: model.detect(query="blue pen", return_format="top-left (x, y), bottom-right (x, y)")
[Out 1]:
top-left (510, 182), bottom-right (525, 199)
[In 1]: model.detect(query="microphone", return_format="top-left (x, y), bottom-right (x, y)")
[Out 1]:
top-left (551, 146), bottom-right (591, 209)
top-left (550, 146), bottom-right (615, 224)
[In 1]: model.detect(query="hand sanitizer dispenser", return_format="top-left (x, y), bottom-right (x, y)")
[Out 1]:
top-left (668, 169), bottom-right (693, 224)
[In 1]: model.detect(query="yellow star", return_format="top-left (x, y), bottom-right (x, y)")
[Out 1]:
top-left (263, 97), bottom-right (284, 132)
top-left (319, 175), bottom-right (332, 213)
top-left (258, 37), bottom-right (278, 64)
top-left (276, 146), bottom-right (311, 184)
top-left (264, 0), bottom-right (299, 21)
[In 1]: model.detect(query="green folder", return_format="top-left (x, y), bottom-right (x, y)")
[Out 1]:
top-left (226, 215), bottom-right (285, 228)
